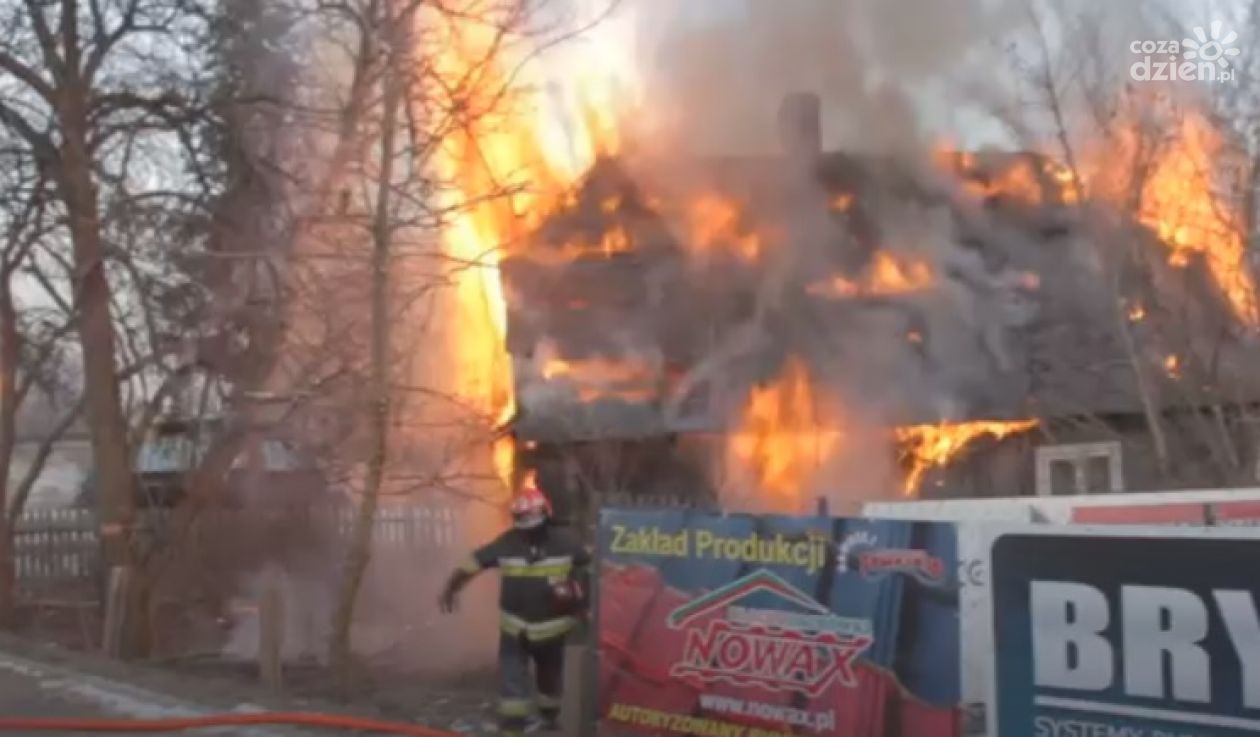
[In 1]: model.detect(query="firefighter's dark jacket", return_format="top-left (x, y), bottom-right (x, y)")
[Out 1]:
top-left (461, 524), bottom-right (590, 642)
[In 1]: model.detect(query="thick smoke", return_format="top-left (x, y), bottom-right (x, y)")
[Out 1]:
top-left (629, 2), bottom-right (1031, 506)
top-left (590, 0), bottom-right (1152, 509)
top-left (631, 0), bottom-right (1025, 157)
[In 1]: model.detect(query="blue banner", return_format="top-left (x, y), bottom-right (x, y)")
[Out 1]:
top-left (596, 508), bottom-right (962, 737)
top-left (992, 531), bottom-right (1260, 737)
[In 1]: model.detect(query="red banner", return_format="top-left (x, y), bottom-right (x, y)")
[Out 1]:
top-left (1071, 502), bottom-right (1207, 524)
top-left (1070, 499), bottom-right (1260, 526)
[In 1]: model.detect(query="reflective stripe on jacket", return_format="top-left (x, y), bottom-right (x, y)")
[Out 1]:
top-left (500, 611), bottom-right (577, 642)
top-left (470, 525), bottom-right (591, 627)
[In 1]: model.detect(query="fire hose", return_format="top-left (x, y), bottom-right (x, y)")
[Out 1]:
top-left (0, 711), bottom-right (467, 734)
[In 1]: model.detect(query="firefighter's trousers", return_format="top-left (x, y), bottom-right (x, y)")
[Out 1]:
top-left (497, 631), bottom-right (565, 736)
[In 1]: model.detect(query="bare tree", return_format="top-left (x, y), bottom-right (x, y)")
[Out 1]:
top-left (989, 2), bottom-right (1260, 490)
top-left (309, 0), bottom-right (616, 685)
top-left (0, 147), bottom-right (84, 623)
top-left (0, 0), bottom-right (237, 651)
top-left (326, 0), bottom-right (408, 687)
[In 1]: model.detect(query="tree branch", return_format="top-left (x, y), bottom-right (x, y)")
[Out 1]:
top-left (0, 101), bottom-right (59, 168)
top-left (19, 0), bottom-right (66, 83)
top-left (7, 396), bottom-right (85, 521)
top-left (84, 0), bottom-right (143, 84)
top-left (0, 50), bottom-right (56, 103)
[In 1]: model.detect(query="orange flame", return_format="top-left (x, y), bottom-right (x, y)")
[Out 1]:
top-left (1044, 161), bottom-right (1081, 204)
top-left (809, 251), bottom-right (935, 299)
top-left (935, 146), bottom-right (1079, 206)
top-left (682, 193), bottom-right (761, 261)
top-left (1164, 354), bottom-right (1182, 379)
top-left (966, 159), bottom-right (1043, 204)
top-left (541, 355), bottom-right (657, 403)
top-left (547, 226), bottom-right (633, 262)
top-left (831, 193), bottom-right (854, 212)
top-left (426, 5), bottom-right (632, 490)
top-left (1135, 114), bottom-right (1256, 326)
top-left (895, 419), bottom-right (1039, 496)
top-left (727, 358), bottom-right (842, 512)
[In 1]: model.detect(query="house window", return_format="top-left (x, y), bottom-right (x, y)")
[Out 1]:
top-left (1035, 442), bottom-right (1123, 496)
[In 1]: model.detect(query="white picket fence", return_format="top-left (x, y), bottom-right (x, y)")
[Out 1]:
top-left (12, 504), bottom-right (462, 587)
top-left (12, 492), bottom-right (712, 588)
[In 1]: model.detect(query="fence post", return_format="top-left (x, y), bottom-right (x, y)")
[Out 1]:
top-left (575, 505), bottom-right (602, 737)
top-left (259, 583), bottom-right (285, 689)
top-left (101, 565), bottom-right (132, 658)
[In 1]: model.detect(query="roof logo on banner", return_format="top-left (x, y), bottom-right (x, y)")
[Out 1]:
top-left (666, 569), bottom-right (874, 696)
top-left (667, 569), bottom-right (826, 628)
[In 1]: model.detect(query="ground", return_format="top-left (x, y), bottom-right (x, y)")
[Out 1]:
top-left (0, 633), bottom-right (501, 737)
top-left (0, 659), bottom-right (119, 737)
top-left (0, 643), bottom-right (321, 736)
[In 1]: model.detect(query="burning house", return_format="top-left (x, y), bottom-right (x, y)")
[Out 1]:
top-left (490, 93), bottom-right (1260, 518)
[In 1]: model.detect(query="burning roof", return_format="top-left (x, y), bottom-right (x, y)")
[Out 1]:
top-left (422, 0), bottom-right (1258, 508)
top-left (504, 137), bottom-right (1258, 445)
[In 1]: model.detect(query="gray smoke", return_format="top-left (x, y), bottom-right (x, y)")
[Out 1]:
top-left (598, 0), bottom-right (1130, 508)
top-left (631, 0), bottom-right (1027, 156)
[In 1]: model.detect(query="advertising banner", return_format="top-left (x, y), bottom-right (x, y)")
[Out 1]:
top-left (990, 528), bottom-right (1260, 737)
top-left (596, 508), bottom-right (962, 737)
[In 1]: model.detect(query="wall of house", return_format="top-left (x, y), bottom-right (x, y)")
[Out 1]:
top-left (921, 434), bottom-right (1039, 499)
top-left (924, 412), bottom-right (1260, 501)
top-left (530, 434), bottom-right (718, 530)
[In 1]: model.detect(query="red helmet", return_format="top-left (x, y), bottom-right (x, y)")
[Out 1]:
top-left (510, 480), bottom-right (552, 530)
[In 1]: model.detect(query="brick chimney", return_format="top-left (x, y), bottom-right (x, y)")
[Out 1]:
top-left (777, 92), bottom-right (821, 160)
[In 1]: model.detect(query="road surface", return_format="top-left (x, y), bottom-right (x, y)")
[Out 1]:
top-left (0, 648), bottom-right (315, 736)
top-left (0, 657), bottom-right (125, 736)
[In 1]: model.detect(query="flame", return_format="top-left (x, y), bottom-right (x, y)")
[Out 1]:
top-left (426, 3), bottom-right (636, 490)
top-left (935, 146), bottom-right (1080, 205)
top-left (493, 434), bottom-right (517, 493)
top-left (682, 193), bottom-right (761, 261)
top-left (541, 354), bottom-right (657, 403)
top-left (1043, 161), bottom-right (1081, 204)
top-left (727, 358), bottom-right (842, 512)
top-left (831, 193), bottom-right (854, 212)
top-left (1134, 114), bottom-right (1256, 326)
top-left (895, 419), bottom-right (1038, 496)
top-left (809, 251), bottom-right (935, 299)
top-left (1164, 354), bottom-right (1182, 379)
top-left (1128, 303), bottom-right (1146, 322)
top-left (518, 228), bottom-right (637, 266)
top-left (602, 226), bottom-right (632, 256)
top-left (965, 159), bottom-right (1043, 204)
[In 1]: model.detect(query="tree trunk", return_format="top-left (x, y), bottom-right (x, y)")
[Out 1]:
top-left (328, 39), bottom-right (400, 691)
top-left (57, 73), bottom-right (138, 652)
top-left (0, 282), bottom-right (18, 627)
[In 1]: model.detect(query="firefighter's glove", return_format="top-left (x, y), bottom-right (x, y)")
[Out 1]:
top-left (551, 580), bottom-right (586, 615)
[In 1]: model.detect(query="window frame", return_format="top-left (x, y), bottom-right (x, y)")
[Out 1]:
top-left (1034, 441), bottom-right (1124, 496)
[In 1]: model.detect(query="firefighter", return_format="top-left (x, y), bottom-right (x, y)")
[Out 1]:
top-left (439, 479), bottom-right (590, 736)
